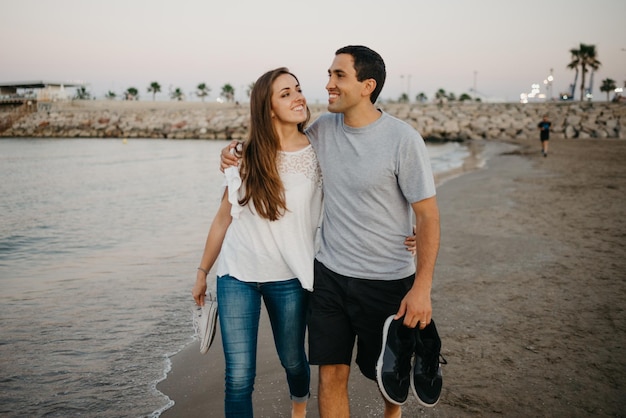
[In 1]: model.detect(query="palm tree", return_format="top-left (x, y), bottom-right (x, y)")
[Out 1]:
top-left (74, 86), bottom-right (91, 100)
top-left (147, 82), bottom-right (161, 101)
top-left (221, 84), bottom-right (235, 102)
top-left (170, 87), bottom-right (185, 101)
top-left (398, 93), bottom-right (409, 103)
top-left (599, 78), bottom-right (616, 101)
top-left (435, 88), bottom-right (447, 104)
top-left (196, 83), bottom-right (211, 102)
top-left (125, 87), bottom-right (139, 100)
top-left (567, 43), bottom-right (601, 102)
top-left (415, 92), bottom-right (428, 103)
top-left (105, 91), bottom-right (116, 100)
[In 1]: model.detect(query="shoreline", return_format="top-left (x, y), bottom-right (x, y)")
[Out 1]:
top-left (153, 140), bottom-right (508, 417)
top-left (152, 140), bottom-right (493, 417)
top-left (156, 137), bottom-right (626, 417)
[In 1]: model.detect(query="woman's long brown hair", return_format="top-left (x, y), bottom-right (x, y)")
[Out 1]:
top-left (238, 67), bottom-right (310, 221)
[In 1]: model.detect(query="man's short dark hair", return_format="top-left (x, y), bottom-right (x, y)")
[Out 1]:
top-left (336, 45), bottom-right (386, 103)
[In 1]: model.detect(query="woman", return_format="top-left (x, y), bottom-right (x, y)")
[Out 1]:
top-left (192, 67), bottom-right (320, 418)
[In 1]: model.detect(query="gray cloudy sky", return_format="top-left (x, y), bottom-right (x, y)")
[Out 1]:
top-left (2, 0), bottom-right (625, 102)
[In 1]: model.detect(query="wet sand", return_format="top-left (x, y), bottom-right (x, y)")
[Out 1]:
top-left (157, 138), bottom-right (626, 417)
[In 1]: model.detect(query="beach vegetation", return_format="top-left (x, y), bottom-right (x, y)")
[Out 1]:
top-left (125, 87), bottom-right (139, 100)
top-left (398, 93), bottom-right (409, 103)
top-left (105, 91), bottom-right (116, 100)
top-left (599, 78), bottom-right (616, 101)
top-left (148, 82), bottom-right (161, 101)
top-left (567, 43), bottom-right (601, 102)
top-left (416, 92), bottom-right (428, 103)
top-left (74, 86), bottom-right (91, 100)
top-left (431, 89), bottom-right (481, 104)
top-left (196, 83), bottom-right (211, 102)
top-left (435, 88), bottom-right (448, 104)
top-left (170, 87), bottom-right (185, 101)
top-left (246, 82), bottom-right (255, 99)
top-left (220, 84), bottom-right (235, 102)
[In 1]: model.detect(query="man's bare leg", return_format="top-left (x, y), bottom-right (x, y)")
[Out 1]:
top-left (291, 400), bottom-right (307, 418)
top-left (383, 396), bottom-right (402, 418)
top-left (318, 364), bottom-right (350, 418)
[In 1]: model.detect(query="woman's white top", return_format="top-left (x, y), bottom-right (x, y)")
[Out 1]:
top-left (216, 145), bottom-right (323, 291)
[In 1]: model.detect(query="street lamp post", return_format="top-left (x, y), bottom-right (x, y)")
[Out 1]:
top-left (407, 74), bottom-right (411, 102)
top-left (400, 74), bottom-right (411, 102)
top-left (543, 68), bottom-right (554, 101)
top-left (470, 71), bottom-right (479, 100)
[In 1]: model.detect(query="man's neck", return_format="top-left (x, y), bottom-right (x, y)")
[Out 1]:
top-left (343, 102), bottom-right (381, 128)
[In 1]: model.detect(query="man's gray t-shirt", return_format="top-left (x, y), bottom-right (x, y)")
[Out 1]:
top-left (306, 111), bottom-right (436, 280)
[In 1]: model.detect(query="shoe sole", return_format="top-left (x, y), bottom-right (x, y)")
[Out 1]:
top-left (376, 315), bottom-right (407, 406)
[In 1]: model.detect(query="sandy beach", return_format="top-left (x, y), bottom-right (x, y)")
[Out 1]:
top-left (157, 137), bottom-right (626, 417)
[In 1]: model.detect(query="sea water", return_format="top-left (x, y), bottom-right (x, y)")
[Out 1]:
top-left (0, 138), bottom-right (469, 417)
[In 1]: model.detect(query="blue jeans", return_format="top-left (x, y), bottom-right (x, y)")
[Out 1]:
top-left (217, 275), bottom-right (310, 417)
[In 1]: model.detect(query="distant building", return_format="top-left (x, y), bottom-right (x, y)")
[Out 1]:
top-left (0, 81), bottom-right (86, 105)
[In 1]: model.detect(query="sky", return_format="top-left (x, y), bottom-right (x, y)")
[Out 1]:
top-left (2, 0), bottom-right (625, 103)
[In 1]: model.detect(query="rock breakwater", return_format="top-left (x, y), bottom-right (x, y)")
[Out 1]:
top-left (1, 100), bottom-right (624, 141)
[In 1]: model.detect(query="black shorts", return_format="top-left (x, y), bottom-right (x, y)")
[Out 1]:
top-left (307, 259), bottom-right (414, 381)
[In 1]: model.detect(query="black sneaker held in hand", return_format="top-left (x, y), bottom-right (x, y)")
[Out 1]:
top-left (376, 315), bottom-right (416, 405)
top-left (411, 320), bottom-right (446, 407)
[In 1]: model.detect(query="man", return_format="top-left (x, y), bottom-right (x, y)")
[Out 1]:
top-left (537, 114), bottom-right (551, 157)
top-left (222, 45), bottom-right (442, 418)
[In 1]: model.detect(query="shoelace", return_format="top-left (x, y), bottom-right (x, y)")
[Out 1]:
top-left (421, 347), bottom-right (447, 378)
top-left (397, 356), bottom-right (412, 380)
top-left (394, 339), bottom-right (415, 381)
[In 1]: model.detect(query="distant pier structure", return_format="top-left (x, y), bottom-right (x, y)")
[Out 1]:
top-left (0, 81), bottom-right (85, 110)
top-left (0, 81), bottom-right (85, 132)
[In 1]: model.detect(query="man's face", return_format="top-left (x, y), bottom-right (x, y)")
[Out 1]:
top-left (325, 53), bottom-right (366, 114)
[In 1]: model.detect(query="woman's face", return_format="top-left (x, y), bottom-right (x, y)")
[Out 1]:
top-left (270, 73), bottom-right (307, 126)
